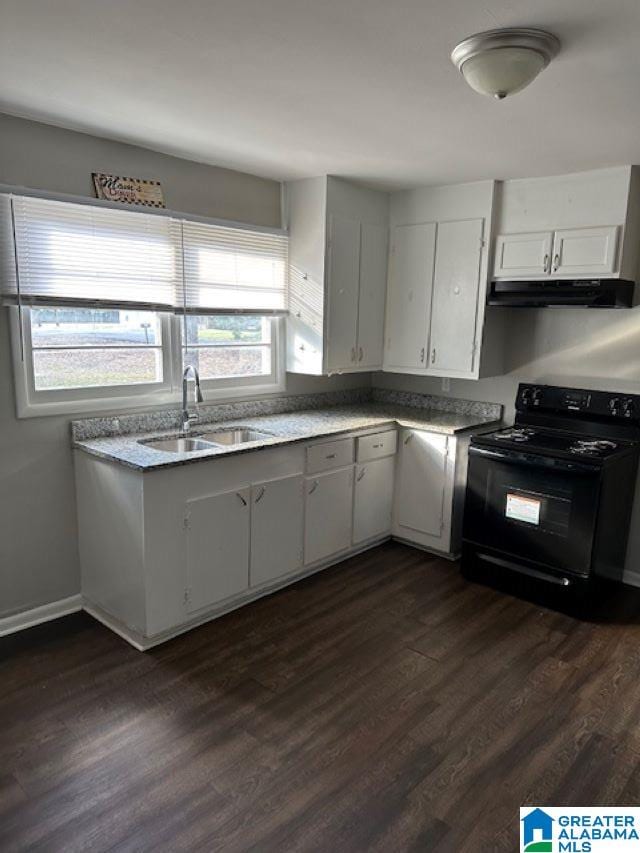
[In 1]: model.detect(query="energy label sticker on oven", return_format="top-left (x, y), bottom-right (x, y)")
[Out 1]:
top-left (506, 493), bottom-right (541, 525)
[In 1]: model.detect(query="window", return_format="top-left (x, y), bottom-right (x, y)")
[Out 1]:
top-left (12, 306), bottom-right (175, 416)
top-left (30, 307), bottom-right (164, 390)
top-left (182, 315), bottom-right (276, 384)
top-left (4, 192), bottom-right (287, 417)
top-left (12, 307), bottom-right (283, 416)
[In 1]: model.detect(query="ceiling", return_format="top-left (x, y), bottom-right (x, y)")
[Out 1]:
top-left (1, 0), bottom-right (640, 189)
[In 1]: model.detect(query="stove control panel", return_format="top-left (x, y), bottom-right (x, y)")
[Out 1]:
top-left (517, 384), bottom-right (640, 421)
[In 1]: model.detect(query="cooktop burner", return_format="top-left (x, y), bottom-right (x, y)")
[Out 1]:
top-left (480, 427), bottom-right (628, 461)
top-left (493, 428), bottom-right (536, 443)
top-left (569, 439), bottom-right (618, 456)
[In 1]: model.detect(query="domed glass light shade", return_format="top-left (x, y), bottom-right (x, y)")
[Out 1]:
top-left (451, 28), bottom-right (560, 99)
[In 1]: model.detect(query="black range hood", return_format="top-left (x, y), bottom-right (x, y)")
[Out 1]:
top-left (487, 278), bottom-right (635, 308)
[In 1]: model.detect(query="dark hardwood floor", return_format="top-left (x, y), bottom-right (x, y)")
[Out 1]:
top-left (3, 541), bottom-right (640, 852)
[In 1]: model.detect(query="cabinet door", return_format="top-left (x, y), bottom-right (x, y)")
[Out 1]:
top-left (493, 232), bottom-right (552, 278)
top-left (395, 430), bottom-right (448, 537)
top-left (428, 219), bottom-right (483, 375)
top-left (356, 223), bottom-right (388, 368)
top-left (185, 488), bottom-right (250, 613)
top-left (326, 214), bottom-right (361, 371)
top-left (304, 468), bottom-right (353, 565)
top-left (250, 475), bottom-right (304, 588)
top-left (384, 222), bottom-right (436, 369)
top-left (353, 456), bottom-right (395, 545)
top-left (552, 226), bottom-right (618, 276)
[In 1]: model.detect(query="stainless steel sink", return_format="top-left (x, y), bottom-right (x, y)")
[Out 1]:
top-left (200, 428), bottom-right (272, 445)
top-left (142, 436), bottom-right (215, 453)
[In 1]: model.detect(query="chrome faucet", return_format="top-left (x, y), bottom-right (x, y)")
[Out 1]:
top-left (182, 365), bottom-right (203, 433)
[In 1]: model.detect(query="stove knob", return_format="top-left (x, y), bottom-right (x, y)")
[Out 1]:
top-left (609, 397), bottom-right (620, 414)
top-left (521, 388), bottom-right (532, 404)
top-left (623, 398), bottom-right (635, 418)
top-left (531, 388), bottom-right (543, 405)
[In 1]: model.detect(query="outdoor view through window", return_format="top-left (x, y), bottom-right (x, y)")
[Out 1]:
top-left (182, 315), bottom-right (272, 381)
top-left (29, 308), bottom-right (273, 390)
top-left (30, 307), bottom-right (163, 390)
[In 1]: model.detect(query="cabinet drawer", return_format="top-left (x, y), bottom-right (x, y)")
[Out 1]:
top-left (356, 430), bottom-right (397, 462)
top-left (306, 437), bottom-right (354, 474)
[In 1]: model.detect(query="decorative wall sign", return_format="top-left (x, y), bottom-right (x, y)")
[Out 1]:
top-left (92, 173), bottom-right (165, 208)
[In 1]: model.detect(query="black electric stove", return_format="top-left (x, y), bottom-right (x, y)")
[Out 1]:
top-left (462, 383), bottom-right (640, 605)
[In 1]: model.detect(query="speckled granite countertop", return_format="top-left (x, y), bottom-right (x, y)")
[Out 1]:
top-left (73, 402), bottom-right (501, 471)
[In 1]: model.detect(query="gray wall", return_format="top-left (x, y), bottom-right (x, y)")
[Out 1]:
top-left (0, 113), bottom-right (367, 619)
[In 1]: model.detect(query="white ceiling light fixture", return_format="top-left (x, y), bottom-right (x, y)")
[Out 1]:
top-left (451, 28), bottom-right (561, 100)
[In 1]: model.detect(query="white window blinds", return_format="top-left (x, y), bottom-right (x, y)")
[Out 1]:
top-left (179, 220), bottom-right (288, 314)
top-left (6, 195), bottom-right (181, 309)
top-left (2, 194), bottom-right (288, 314)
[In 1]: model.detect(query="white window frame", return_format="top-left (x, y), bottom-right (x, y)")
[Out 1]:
top-left (9, 307), bottom-right (285, 418)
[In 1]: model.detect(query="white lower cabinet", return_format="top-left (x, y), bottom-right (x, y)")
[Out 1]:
top-left (304, 467), bottom-right (354, 565)
top-left (353, 456), bottom-right (395, 545)
top-left (77, 424), bottom-right (467, 651)
top-left (394, 429), bottom-right (450, 549)
top-left (250, 474), bottom-right (304, 587)
top-left (185, 487), bottom-right (250, 614)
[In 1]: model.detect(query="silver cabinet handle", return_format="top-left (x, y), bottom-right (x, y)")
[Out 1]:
top-left (431, 348), bottom-right (436, 364)
top-left (404, 432), bottom-right (413, 445)
top-left (325, 453), bottom-right (336, 459)
top-left (255, 486), bottom-right (266, 503)
top-left (236, 492), bottom-right (247, 506)
top-left (543, 253), bottom-right (549, 273)
top-left (308, 480), bottom-right (319, 495)
top-left (553, 253), bottom-right (560, 272)
top-left (372, 443), bottom-right (383, 449)
top-left (358, 347), bottom-right (363, 362)
top-left (356, 467), bottom-right (366, 481)
top-left (420, 347), bottom-right (425, 363)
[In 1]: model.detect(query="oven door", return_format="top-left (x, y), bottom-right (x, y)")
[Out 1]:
top-left (463, 445), bottom-right (601, 577)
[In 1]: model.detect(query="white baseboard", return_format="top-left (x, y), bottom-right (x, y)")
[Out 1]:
top-left (82, 602), bottom-right (148, 651)
top-left (1, 537), bottom-right (396, 649)
top-left (84, 536), bottom-right (394, 651)
top-left (0, 594), bottom-right (82, 638)
top-left (624, 569), bottom-right (640, 588)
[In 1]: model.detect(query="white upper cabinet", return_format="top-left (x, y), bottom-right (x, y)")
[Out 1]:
top-left (383, 216), bottom-right (494, 379)
top-left (285, 176), bottom-right (389, 375)
top-left (326, 214), bottom-right (361, 370)
top-left (493, 167), bottom-right (640, 281)
top-left (384, 222), bottom-right (436, 370)
top-left (429, 219), bottom-right (484, 375)
top-left (494, 226), bottom-right (619, 279)
top-left (494, 231), bottom-right (553, 278)
top-left (383, 180), bottom-right (501, 381)
top-left (551, 226), bottom-right (618, 276)
top-left (357, 223), bottom-right (388, 368)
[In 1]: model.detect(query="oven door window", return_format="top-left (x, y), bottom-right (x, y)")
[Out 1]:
top-left (465, 454), bottom-right (600, 576)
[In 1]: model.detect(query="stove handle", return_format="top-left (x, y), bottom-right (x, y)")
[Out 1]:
top-left (469, 445), bottom-right (598, 473)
